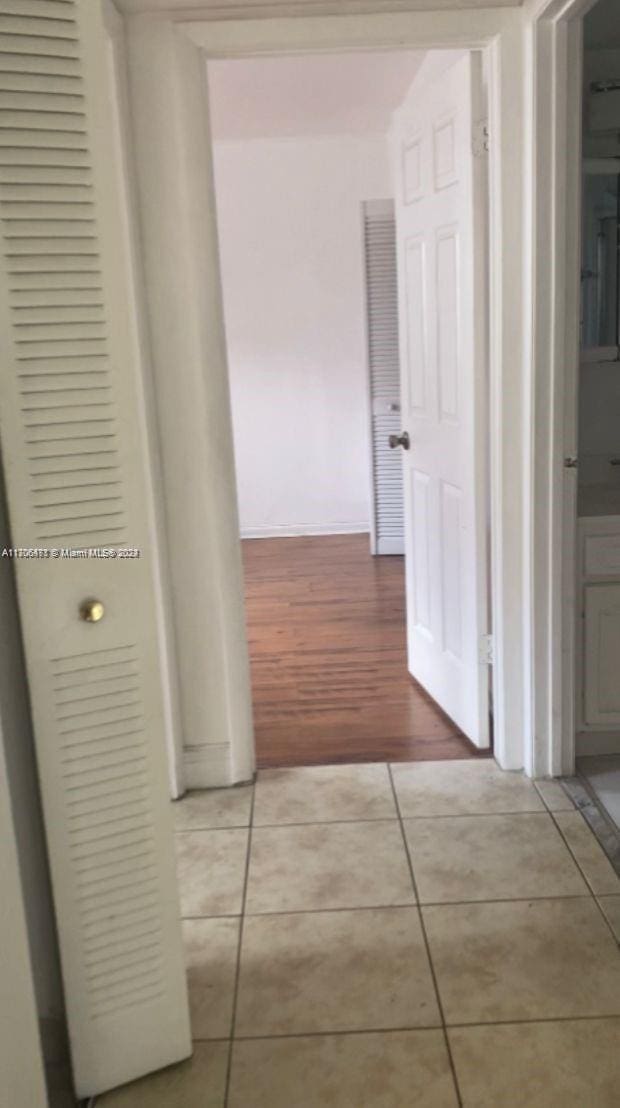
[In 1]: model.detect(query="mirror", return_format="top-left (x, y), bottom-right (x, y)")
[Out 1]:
top-left (581, 171), bottom-right (620, 349)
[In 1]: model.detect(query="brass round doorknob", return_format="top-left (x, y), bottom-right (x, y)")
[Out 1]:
top-left (79, 599), bottom-right (105, 623)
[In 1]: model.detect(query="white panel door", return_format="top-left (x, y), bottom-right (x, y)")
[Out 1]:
top-left (0, 0), bottom-right (190, 1097)
top-left (392, 54), bottom-right (490, 746)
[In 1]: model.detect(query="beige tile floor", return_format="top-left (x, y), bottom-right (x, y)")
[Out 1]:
top-left (99, 760), bottom-right (620, 1107)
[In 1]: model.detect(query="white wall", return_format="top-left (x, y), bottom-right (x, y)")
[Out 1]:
top-left (212, 134), bottom-right (392, 537)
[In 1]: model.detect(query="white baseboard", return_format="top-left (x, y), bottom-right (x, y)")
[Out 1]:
top-left (240, 522), bottom-right (370, 539)
top-left (376, 538), bottom-right (405, 555)
top-left (183, 743), bottom-right (254, 789)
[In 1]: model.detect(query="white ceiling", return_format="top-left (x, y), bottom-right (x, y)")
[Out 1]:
top-left (585, 0), bottom-right (620, 49)
top-left (207, 51), bottom-right (425, 141)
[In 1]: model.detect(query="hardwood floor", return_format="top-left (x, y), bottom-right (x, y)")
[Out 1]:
top-left (242, 533), bottom-right (490, 768)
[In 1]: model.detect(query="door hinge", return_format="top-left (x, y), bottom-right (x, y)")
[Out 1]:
top-left (479, 633), bottom-right (494, 665)
top-left (472, 120), bottom-right (489, 158)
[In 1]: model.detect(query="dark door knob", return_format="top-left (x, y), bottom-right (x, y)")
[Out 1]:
top-left (388, 431), bottom-right (410, 450)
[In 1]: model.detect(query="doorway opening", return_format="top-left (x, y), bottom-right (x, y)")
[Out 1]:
top-left (572, 0), bottom-right (620, 832)
top-left (206, 49), bottom-right (493, 769)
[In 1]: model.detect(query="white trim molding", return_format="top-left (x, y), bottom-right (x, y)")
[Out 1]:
top-left (182, 742), bottom-right (254, 787)
top-left (241, 523), bottom-right (370, 539)
top-left (525, 0), bottom-right (598, 778)
top-left (117, 0), bottom-right (520, 16)
top-left (124, 3), bottom-right (529, 778)
top-left (125, 15), bottom-right (256, 789)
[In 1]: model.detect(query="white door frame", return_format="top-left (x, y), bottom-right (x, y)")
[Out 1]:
top-left (103, 0), bottom-right (185, 798)
top-left (525, 0), bottom-right (598, 777)
top-left (121, 2), bottom-right (527, 776)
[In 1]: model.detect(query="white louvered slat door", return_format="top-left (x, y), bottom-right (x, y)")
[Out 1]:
top-left (363, 200), bottom-right (404, 555)
top-left (0, 1), bottom-right (190, 1097)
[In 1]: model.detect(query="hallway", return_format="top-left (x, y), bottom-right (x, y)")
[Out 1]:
top-left (100, 759), bottom-right (620, 1106)
top-left (242, 534), bottom-right (487, 767)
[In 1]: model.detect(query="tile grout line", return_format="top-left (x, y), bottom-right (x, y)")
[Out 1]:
top-left (548, 808), bottom-right (620, 946)
top-left (179, 891), bottom-right (599, 925)
top-left (250, 809), bottom-right (550, 826)
top-left (223, 781), bottom-right (256, 1108)
top-left (387, 763), bottom-right (463, 1108)
top-left (595, 895), bottom-right (620, 946)
top-left (189, 1009), bottom-right (620, 1045)
top-left (533, 780), bottom-right (576, 815)
top-left (563, 773), bottom-right (620, 875)
top-left (175, 809), bottom-right (556, 833)
top-left (174, 823), bottom-right (252, 833)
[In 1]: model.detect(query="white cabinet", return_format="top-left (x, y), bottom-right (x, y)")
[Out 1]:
top-left (584, 583), bottom-right (620, 724)
top-left (578, 516), bottom-right (620, 751)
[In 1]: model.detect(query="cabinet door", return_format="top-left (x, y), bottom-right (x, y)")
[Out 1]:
top-left (584, 584), bottom-right (620, 725)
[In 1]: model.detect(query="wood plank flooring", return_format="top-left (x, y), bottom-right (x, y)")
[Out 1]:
top-left (242, 533), bottom-right (490, 768)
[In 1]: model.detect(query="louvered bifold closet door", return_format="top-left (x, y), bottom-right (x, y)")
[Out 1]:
top-left (0, 1), bottom-right (190, 1097)
top-left (363, 200), bottom-right (404, 555)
